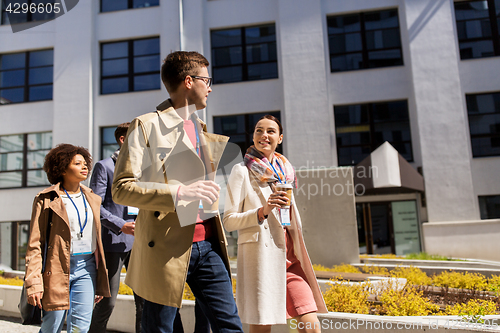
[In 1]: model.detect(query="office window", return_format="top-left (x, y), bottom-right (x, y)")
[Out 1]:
top-left (1, 1), bottom-right (57, 25)
top-left (211, 24), bottom-right (278, 84)
top-left (101, 37), bottom-right (161, 94)
top-left (101, 0), bottom-right (159, 12)
top-left (334, 100), bottom-right (412, 166)
top-left (466, 92), bottom-right (500, 157)
top-left (101, 126), bottom-right (118, 159)
top-left (0, 132), bottom-right (52, 188)
top-left (0, 49), bottom-right (53, 105)
top-left (0, 221), bottom-right (30, 271)
top-left (327, 9), bottom-right (403, 72)
top-left (479, 195), bottom-right (500, 219)
top-left (454, 0), bottom-right (500, 59)
top-left (213, 112), bottom-right (282, 156)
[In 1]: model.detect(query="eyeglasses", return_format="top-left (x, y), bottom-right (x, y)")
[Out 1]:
top-left (190, 75), bottom-right (212, 88)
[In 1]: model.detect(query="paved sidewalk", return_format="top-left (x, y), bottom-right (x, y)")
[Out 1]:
top-left (0, 316), bottom-right (125, 333)
top-left (0, 316), bottom-right (46, 333)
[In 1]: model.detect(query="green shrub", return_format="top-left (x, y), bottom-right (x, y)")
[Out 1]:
top-left (332, 264), bottom-right (361, 273)
top-left (359, 254), bottom-right (401, 259)
top-left (313, 263), bottom-right (361, 273)
top-left (488, 275), bottom-right (500, 293)
top-left (118, 282), bottom-right (133, 295)
top-left (120, 279), bottom-right (236, 300)
top-left (432, 271), bottom-right (488, 291)
top-left (404, 252), bottom-right (454, 261)
top-left (390, 266), bottom-right (432, 286)
top-left (444, 299), bottom-right (497, 316)
top-left (323, 278), bottom-right (370, 314)
top-left (377, 286), bottom-right (440, 316)
top-left (0, 276), bottom-right (23, 286)
top-left (313, 264), bottom-right (333, 272)
top-left (360, 264), bottom-right (389, 275)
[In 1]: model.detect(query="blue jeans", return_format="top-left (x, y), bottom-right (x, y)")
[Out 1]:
top-left (142, 239), bottom-right (243, 333)
top-left (40, 254), bottom-right (97, 333)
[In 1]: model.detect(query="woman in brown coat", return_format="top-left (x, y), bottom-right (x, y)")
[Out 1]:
top-left (24, 144), bottom-right (110, 333)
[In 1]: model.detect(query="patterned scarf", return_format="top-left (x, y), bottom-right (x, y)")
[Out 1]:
top-left (244, 146), bottom-right (296, 186)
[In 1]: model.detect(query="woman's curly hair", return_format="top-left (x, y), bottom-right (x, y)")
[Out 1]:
top-left (43, 144), bottom-right (92, 185)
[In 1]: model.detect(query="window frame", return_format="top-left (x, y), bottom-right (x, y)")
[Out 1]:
top-left (327, 8), bottom-right (404, 73)
top-left (0, 132), bottom-right (52, 189)
top-left (334, 100), bottom-right (413, 166)
top-left (211, 24), bottom-right (279, 84)
top-left (466, 91), bottom-right (500, 158)
top-left (0, 49), bottom-right (54, 105)
top-left (479, 195), bottom-right (500, 219)
top-left (0, 220), bottom-right (30, 271)
top-left (454, 0), bottom-right (500, 59)
top-left (213, 111), bottom-right (282, 156)
top-left (100, 126), bottom-right (119, 160)
top-left (100, 37), bottom-right (161, 95)
top-left (100, 0), bottom-right (160, 13)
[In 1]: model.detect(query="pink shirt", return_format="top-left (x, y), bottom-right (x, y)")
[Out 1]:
top-left (184, 119), bottom-right (214, 242)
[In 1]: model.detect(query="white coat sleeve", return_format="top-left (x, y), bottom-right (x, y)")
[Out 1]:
top-left (222, 164), bottom-right (261, 232)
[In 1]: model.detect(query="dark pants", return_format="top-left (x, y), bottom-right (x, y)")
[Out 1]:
top-left (142, 239), bottom-right (243, 333)
top-left (174, 301), bottom-right (211, 333)
top-left (89, 251), bottom-right (144, 333)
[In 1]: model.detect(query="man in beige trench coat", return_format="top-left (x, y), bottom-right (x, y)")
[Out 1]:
top-left (112, 51), bottom-right (243, 333)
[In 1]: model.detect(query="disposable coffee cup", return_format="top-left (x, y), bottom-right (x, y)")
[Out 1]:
top-left (203, 170), bottom-right (221, 214)
top-left (275, 183), bottom-right (292, 207)
top-left (203, 195), bottom-right (220, 214)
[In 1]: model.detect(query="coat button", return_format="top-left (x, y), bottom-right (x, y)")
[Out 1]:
top-left (264, 224), bottom-right (268, 229)
top-left (47, 271), bottom-right (51, 276)
top-left (265, 243), bottom-right (268, 247)
top-left (154, 211), bottom-right (160, 218)
top-left (148, 241), bottom-right (155, 247)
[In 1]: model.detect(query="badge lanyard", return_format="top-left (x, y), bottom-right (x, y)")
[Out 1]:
top-left (268, 158), bottom-right (285, 184)
top-left (63, 187), bottom-right (88, 239)
top-left (193, 119), bottom-right (200, 156)
top-left (267, 158), bottom-right (291, 226)
top-left (192, 119), bottom-right (203, 209)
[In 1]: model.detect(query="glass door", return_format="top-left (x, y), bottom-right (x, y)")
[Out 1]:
top-left (391, 200), bottom-right (420, 255)
top-left (357, 200), bottom-right (420, 255)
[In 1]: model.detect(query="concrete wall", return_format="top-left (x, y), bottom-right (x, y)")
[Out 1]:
top-left (295, 168), bottom-right (359, 267)
top-left (403, 0), bottom-right (478, 222)
top-left (423, 219), bottom-right (500, 261)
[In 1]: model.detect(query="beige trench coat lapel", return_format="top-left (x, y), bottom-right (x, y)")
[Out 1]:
top-left (155, 100), bottom-right (228, 180)
top-left (42, 184), bottom-right (68, 227)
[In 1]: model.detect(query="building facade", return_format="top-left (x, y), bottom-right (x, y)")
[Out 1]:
top-left (1, 0), bottom-right (499, 269)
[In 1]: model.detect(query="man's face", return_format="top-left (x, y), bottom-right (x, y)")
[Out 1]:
top-left (188, 66), bottom-right (212, 110)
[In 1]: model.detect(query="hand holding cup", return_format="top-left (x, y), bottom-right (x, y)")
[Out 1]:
top-left (263, 183), bottom-right (292, 216)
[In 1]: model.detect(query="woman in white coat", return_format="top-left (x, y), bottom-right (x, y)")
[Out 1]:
top-left (223, 115), bottom-right (327, 333)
